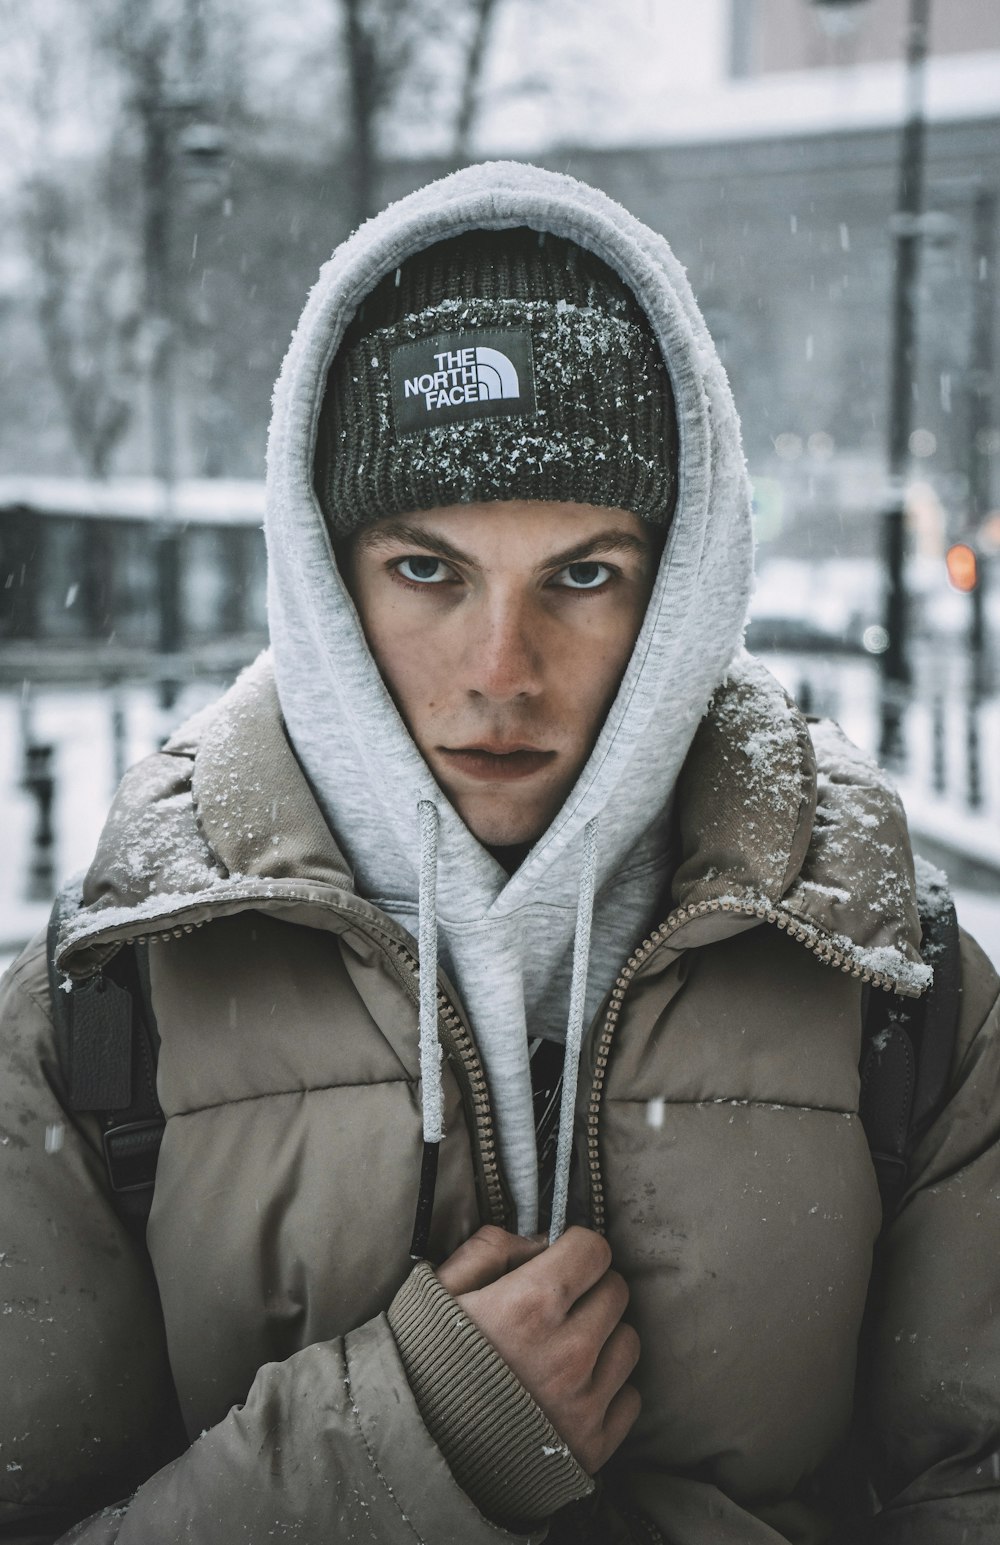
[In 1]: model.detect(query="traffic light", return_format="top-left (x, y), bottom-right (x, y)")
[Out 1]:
top-left (946, 542), bottom-right (979, 593)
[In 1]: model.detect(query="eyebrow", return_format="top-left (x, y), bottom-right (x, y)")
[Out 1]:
top-left (356, 520), bottom-right (652, 571)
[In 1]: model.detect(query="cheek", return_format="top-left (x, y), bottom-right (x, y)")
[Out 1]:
top-left (366, 615), bottom-right (449, 721)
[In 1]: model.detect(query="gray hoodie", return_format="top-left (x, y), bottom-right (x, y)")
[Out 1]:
top-left (266, 161), bottom-right (754, 1235)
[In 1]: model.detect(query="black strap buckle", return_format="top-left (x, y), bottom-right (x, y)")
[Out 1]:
top-left (102, 1119), bottom-right (164, 1194)
top-left (869, 1148), bottom-right (908, 1211)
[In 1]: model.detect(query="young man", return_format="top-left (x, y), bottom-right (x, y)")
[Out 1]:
top-left (2, 161), bottom-right (998, 1544)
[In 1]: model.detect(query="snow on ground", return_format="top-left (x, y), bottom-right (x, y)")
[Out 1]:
top-left (0, 666), bottom-right (998, 977)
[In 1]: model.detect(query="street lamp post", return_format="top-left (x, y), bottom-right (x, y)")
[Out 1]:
top-left (961, 188), bottom-right (996, 809)
top-left (137, 50), bottom-right (183, 713)
top-left (809, 0), bottom-right (931, 768)
top-left (968, 189), bottom-right (995, 705)
top-left (135, 6), bottom-right (225, 717)
top-left (880, 0), bottom-right (931, 766)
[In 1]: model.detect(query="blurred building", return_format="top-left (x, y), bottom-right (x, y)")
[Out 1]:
top-left (0, 478), bottom-right (266, 681)
top-left (730, 0), bottom-right (1000, 76)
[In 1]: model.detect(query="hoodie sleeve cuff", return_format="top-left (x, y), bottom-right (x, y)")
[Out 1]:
top-left (388, 1261), bottom-right (594, 1532)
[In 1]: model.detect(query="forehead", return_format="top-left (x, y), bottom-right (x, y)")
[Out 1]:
top-left (353, 499), bottom-right (654, 560)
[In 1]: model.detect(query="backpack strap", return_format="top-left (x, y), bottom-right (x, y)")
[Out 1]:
top-left (859, 861), bottom-right (962, 1214)
top-left (46, 881), bottom-right (164, 1239)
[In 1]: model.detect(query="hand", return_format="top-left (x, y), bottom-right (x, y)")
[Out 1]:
top-left (436, 1224), bottom-right (641, 1474)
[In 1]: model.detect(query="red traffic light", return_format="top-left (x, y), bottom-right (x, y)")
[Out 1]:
top-left (946, 542), bottom-right (978, 593)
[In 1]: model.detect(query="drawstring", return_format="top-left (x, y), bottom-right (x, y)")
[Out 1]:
top-left (410, 799), bottom-right (442, 1259)
top-left (408, 801), bottom-right (600, 1253)
top-left (416, 800), bottom-right (444, 1142)
top-left (549, 816), bottom-right (600, 1243)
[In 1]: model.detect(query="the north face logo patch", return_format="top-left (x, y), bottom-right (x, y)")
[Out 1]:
top-left (406, 344), bottom-right (518, 406)
top-left (390, 328), bottom-right (537, 435)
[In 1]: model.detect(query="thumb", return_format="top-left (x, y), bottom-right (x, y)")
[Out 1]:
top-left (436, 1225), bottom-right (546, 1296)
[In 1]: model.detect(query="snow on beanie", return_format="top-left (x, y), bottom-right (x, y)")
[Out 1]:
top-left (315, 227), bottom-right (678, 535)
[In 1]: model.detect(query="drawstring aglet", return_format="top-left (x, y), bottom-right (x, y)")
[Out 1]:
top-left (409, 1139), bottom-right (440, 1260)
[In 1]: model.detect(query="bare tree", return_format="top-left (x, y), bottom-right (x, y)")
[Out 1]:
top-left (19, 165), bottom-right (146, 635)
top-left (336, 0), bottom-right (508, 227)
top-left (7, 3), bottom-right (144, 482)
top-left (23, 173), bottom-right (143, 482)
top-left (453, 0), bottom-right (501, 163)
top-left (340, 0), bottom-right (387, 227)
top-left (4, 0), bottom-right (512, 490)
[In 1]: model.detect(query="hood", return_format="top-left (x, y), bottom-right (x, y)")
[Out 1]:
top-left (264, 161), bottom-right (754, 1233)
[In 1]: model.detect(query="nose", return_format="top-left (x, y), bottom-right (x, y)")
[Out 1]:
top-left (463, 592), bottom-right (544, 703)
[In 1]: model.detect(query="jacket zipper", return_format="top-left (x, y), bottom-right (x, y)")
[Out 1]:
top-left (586, 894), bottom-right (927, 1234)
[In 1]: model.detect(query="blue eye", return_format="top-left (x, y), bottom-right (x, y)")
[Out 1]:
top-left (397, 556), bottom-right (449, 584)
top-left (556, 562), bottom-right (612, 590)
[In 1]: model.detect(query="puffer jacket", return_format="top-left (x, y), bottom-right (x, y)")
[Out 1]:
top-left (1, 652), bottom-right (998, 1545)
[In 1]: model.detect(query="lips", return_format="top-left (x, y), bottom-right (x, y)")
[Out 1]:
top-left (439, 745), bottom-right (556, 782)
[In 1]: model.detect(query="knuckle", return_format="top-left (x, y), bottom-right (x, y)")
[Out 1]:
top-left (594, 1384), bottom-right (642, 1469)
top-left (560, 1326), bottom-right (594, 1377)
top-left (512, 1279), bottom-right (553, 1331)
top-left (474, 1224), bottom-right (513, 1254)
top-left (565, 1225), bottom-right (612, 1272)
top-left (590, 1231), bottom-right (614, 1272)
top-left (620, 1322), bottom-right (641, 1366)
top-left (473, 1225), bottom-right (519, 1271)
top-left (607, 1269), bottom-right (630, 1312)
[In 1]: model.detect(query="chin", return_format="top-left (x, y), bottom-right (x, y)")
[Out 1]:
top-left (453, 794), bottom-right (552, 850)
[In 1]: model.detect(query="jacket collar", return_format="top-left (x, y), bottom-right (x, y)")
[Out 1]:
top-left (663, 653), bottom-right (928, 993)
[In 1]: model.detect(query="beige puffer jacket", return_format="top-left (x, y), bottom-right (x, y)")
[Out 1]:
top-left (1, 654), bottom-right (998, 1545)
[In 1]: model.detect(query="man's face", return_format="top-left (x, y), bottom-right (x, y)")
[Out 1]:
top-left (342, 500), bottom-right (659, 853)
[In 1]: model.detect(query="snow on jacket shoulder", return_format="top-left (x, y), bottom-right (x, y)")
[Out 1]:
top-left (1, 651), bottom-right (998, 1543)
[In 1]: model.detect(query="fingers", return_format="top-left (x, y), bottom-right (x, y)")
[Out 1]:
top-left (515, 1225), bottom-right (613, 1311)
top-left (590, 1319), bottom-right (641, 1406)
top-left (600, 1381), bottom-right (642, 1463)
top-left (561, 1326), bottom-right (641, 1474)
top-left (440, 1225), bottom-right (642, 1476)
top-left (569, 1267), bottom-right (630, 1351)
top-left (436, 1225), bottom-right (546, 1296)
top-left (438, 1225), bottom-right (611, 1303)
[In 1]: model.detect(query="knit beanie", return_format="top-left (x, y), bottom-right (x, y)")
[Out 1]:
top-left (315, 227), bottom-right (678, 536)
